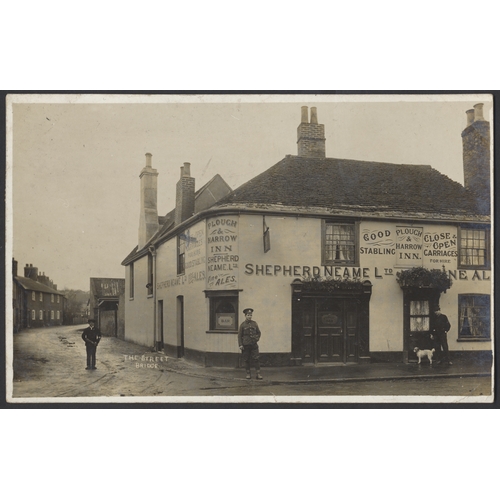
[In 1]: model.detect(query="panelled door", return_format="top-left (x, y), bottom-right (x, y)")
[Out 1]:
top-left (301, 297), bottom-right (359, 363)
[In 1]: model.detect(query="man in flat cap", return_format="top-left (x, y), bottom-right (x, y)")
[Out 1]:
top-left (238, 308), bottom-right (263, 380)
top-left (82, 319), bottom-right (102, 370)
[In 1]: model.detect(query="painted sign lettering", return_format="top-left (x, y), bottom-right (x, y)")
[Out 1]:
top-left (206, 216), bottom-right (239, 289)
top-left (395, 226), bottom-right (423, 266)
top-left (423, 231), bottom-right (458, 259)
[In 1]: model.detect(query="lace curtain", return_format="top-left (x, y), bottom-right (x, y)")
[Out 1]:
top-left (326, 224), bottom-right (355, 262)
top-left (459, 295), bottom-right (490, 338)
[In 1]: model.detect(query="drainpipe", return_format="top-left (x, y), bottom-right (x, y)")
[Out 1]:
top-left (148, 245), bottom-right (159, 351)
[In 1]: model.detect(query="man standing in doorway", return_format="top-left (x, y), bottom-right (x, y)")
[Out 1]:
top-left (238, 308), bottom-right (263, 380)
top-left (82, 319), bottom-right (102, 370)
top-left (431, 306), bottom-right (452, 365)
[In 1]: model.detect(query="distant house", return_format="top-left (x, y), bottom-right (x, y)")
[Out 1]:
top-left (13, 260), bottom-right (65, 331)
top-left (89, 278), bottom-right (125, 338)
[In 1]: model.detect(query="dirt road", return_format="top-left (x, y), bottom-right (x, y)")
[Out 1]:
top-left (11, 325), bottom-right (245, 399)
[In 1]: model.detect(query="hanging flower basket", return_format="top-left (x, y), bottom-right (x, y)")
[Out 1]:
top-left (301, 275), bottom-right (365, 292)
top-left (396, 266), bottom-right (452, 293)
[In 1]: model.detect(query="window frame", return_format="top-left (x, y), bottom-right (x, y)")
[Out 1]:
top-left (39, 292), bottom-right (43, 302)
top-left (204, 290), bottom-right (240, 333)
top-left (57, 295), bottom-right (60, 304)
top-left (51, 294), bottom-right (54, 303)
top-left (457, 225), bottom-right (490, 270)
top-left (57, 311), bottom-right (60, 320)
top-left (409, 299), bottom-right (430, 333)
top-left (129, 263), bottom-right (134, 299)
top-left (457, 293), bottom-right (491, 342)
top-left (32, 291), bottom-right (36, 301)
top-left (321, 220), bottom-right (359, 267)
top-left (147, 253), bottom-right (153, 297)
top-left (31, 309), bottom-right (35, 320)
top-left (39, 310), bottom-right (43, 320)
top-left (177, 235), bottom-right (186, 275)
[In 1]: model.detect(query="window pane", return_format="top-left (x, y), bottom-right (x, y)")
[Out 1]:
top-left (325, 223), bottom-right (355, 264)
top-left (211, 296), bottom-right (238, 330)
top-left (410, 317), bottom-right (429, 331)
top-left (410, 300), bottom-right (429, 315)
top-left (460, 228), bottom-right (488, 267)
top-left (459, 295), bottom-right (490, 339)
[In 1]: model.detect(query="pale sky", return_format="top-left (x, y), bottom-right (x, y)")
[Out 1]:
top-left (8, 94), bottom-right (493, 291)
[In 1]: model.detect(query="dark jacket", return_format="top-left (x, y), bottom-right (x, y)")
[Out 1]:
top-left (238, 320), bottom-right (261, 346)
top-left (82, 326), bottom-right (102, 347)
top-left (432, 314), bottom-right (451, 336)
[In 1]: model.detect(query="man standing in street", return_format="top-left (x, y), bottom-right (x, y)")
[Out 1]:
top-left (238, 308), bottom-right (263, 380)
top-left (431, 306), bottom-right (452, 365)
top-left (82, 319), bottom-right (102, 370)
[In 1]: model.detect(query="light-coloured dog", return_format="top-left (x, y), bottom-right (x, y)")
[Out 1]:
top-left (414, 347), bottom-right (435, 365)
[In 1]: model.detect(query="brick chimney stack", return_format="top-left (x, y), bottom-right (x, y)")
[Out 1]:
top-left (297, 106), bottom-right (326, 158)
top-left (175, 162), bottom-right (195, 225)
top-left (24, 264), bottom-right (38, 281)
top-left (462, 103), bottom-right (490, 214)
top-left (138, 153), bottom-right (159, 249)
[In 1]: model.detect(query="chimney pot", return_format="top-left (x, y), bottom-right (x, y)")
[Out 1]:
top-left (183, 162), bottom-right (191, 177)
top-left (473, 103), bottom-right (484, 121)
top-left (310, 107), bottom-right (318, 124)
top-left (297, 106), bottom-right (326, 158)
top-left (301, 106), bottom-right (309, 123)
top-left (466, 109), bottom-right (474, 127)
top-left (145, 153), bottom-right (152, 167)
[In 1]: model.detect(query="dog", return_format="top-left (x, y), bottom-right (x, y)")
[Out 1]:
top-left (414, 347), bottom-right (435, 365)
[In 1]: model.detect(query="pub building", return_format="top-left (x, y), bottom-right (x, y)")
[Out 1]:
top-left (122, 104), bottom-right (491, 367)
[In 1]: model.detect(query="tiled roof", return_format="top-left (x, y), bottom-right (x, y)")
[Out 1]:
top-left (214, 155), bottom-right (482, 216)
top-left (14, 276), bottom-right (66, 295)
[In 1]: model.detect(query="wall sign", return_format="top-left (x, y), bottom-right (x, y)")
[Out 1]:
top-left (395, 226), bottom-right (423, 267)
top-left (206, 216), bottom-right (239, 289)
top-left (423, 231), bottom-right (458, 263)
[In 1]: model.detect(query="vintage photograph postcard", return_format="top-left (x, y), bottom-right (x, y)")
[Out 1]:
top-left (5, 93), bottom-right (494, 403)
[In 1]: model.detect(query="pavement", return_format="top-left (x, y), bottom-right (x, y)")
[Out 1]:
top-left (160, 352), bottom-right (493, 386)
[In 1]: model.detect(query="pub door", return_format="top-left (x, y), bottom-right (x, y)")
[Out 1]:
top-left (403, 289), bottom-right (440, 363)
top-left (301, 297), bottom-right (359, 364)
